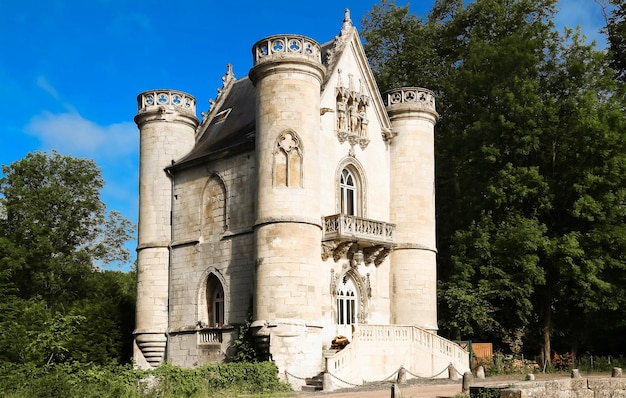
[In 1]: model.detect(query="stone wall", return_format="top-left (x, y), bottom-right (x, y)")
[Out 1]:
top-left (471, 376), bottom-right (626, 398)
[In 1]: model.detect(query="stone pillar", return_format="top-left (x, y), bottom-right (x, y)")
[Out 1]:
top-left (249, 35), bottom-right (326, 379)
top-left (385, 88), bottom-right (439, 330)
top-left (463, 371), bottom-right (473, 393)
top-left (133, 90), bottom-right (198, 368)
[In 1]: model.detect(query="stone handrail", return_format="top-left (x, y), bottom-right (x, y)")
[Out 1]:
top-left (197, 329), bottom-right (222, 345)
top-left (325, 344), bottom-right (355, 376)
top-left (252, 34), bottom-right (321, 65)
top-left (136, 90), bottom-right (196, 115)
top-left (322, 214), bottom-right (396, 244)
top-left (382, 87), bottom-right (436, 113)
top-left (324, 324), bottom-right (469, 387)
top-left (360, 324), bottom-right (467, 364)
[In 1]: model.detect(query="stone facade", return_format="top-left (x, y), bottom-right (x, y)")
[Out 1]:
top-left (133, 9), bottom-right (469, 388)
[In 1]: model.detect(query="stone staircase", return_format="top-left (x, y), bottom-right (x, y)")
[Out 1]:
top-left (301, 372), bottom-right (324, 392)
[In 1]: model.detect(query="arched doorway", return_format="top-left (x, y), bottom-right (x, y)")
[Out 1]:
top-left (336, 274), bottom-right (358, 339)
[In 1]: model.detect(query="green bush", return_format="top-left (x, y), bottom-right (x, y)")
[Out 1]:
top-left (0, 361), bottom-right (291, 397)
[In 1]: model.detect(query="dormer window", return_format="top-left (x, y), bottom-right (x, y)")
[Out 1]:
top-left (214, 108), bottom-right (232, 123)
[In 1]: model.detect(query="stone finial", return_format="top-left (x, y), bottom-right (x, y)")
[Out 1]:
top-left (342, 9), bottom-right (352, 31)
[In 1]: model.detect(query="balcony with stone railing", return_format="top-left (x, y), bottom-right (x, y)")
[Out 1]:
top-left (321, 214), bottom-right (396, 265)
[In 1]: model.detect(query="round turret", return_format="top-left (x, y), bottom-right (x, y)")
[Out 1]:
top-left (385, 87), bottom-right (439, 331)
top-left (133, 90), bottom-right (199, 368)
top-left (249, 35), bottom-right (326, 378)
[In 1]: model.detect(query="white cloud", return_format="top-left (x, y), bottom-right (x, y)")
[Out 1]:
top-left (25, 111), bottom-right (137, 158)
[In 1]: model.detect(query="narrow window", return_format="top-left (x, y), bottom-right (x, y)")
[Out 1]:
top-left (273, 131), bottom-right (303, 187)
top-left (207, 274), bottom-right (225, 327)
top-left (336, 276), bottom-right (358, 339)
top-left (340, 168), bottom-right (357, 215)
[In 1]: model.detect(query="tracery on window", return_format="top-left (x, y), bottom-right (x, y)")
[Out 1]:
top-left (201, 174), bottom-right (228, 238)
top-left (273, 130), bottom-right (303, 187)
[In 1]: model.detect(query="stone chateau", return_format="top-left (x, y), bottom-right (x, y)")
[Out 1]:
top-left (133, 9), bottom-right (469, 390)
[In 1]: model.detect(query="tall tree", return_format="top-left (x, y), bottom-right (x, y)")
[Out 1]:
top-left (605, 0), bottom-right (626, 82)
top-left (363, 0), bottom-right (626, 361)
top-left (0, 151), bottom-right (135, 364)
top-left (0, 151), bottom-right (133, 310)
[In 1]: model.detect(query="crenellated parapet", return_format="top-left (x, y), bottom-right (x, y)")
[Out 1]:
top-left (136, 90), bottom-right (196, 115)
top-left (252, 35), bottom-right (321, 66)
top-left (383, 87), bottom-right (438, 120)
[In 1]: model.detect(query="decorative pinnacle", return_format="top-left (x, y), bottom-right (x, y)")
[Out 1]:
top-left (342, 9), bottom-right (352, 34)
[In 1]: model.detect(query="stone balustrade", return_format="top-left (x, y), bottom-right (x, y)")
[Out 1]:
top-left (252, 35), bottom-right (321, 65)
top-left (383, 87), bottom-right (437, 113)
top-left (323, 324), bottom-right (470, 389)
top-left (197, 329), bottom-right (222, 345)
top-left (322, 214), bottom-right (395, 244)
top-left (136, 90), bottom-right (196, 114)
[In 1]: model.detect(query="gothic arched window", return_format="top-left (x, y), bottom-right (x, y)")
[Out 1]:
top-left (340, 168), bottom-right (357, 216)
top-left (206, 274), bottom-right (225, 327)
top-left (273, 131), bottom-right (303, 187)
top-left (336, 275), bottom-right (358, 339)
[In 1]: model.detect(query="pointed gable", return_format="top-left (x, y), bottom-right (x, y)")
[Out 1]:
top-left (321, 9), bottom-right (392, 144)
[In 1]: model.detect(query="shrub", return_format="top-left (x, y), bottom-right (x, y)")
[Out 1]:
top-left (0, 361), bottom-right (290, 397)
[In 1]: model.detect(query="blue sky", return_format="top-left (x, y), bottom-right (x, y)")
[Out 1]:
top-left (0, 0), bottom-right (609, 270)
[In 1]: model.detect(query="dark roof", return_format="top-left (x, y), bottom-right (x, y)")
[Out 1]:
top-left (169, 77), bottom-right (256, 171)
top-left (169, 37), bottom-right (342, 173)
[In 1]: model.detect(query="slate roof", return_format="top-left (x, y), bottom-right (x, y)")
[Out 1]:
top-left (169, 39), bottom-right (338, 173)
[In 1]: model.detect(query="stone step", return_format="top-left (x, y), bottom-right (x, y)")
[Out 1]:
top-left (301, 384), bottom-right (321, 392)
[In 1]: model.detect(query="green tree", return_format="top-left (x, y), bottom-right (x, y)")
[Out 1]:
top-left (0, 151), bottom-right (136, 365)
top-left (363, 0), bottom-right (626, 362)
top-left (605, 0), bottom-right (626, 82)
top-left (0, 151), bottom-right (134, 310)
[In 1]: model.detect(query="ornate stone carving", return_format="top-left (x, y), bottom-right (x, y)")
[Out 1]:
top-left (201, 64), bottom-right (236, 123)
top-left (321, 241), bottom-right (337, 261)
top-left (382, 87), bottom-right (437, 115)
top-left (363, 247), bottom-right (383, 265)
top-left (253, 35), bottom-right (321, 66)
top-left (333, 241), bottom-right (354, 262)
top-left (374, 248), bottom-right (392, 266)
top-left (335, 71), bottom-right (370, 152)
top-left (137, 90), bottom-right (196, 115)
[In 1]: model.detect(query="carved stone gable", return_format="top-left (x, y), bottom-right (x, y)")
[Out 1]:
top-left (335, 70), bottom-right (370, 155)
